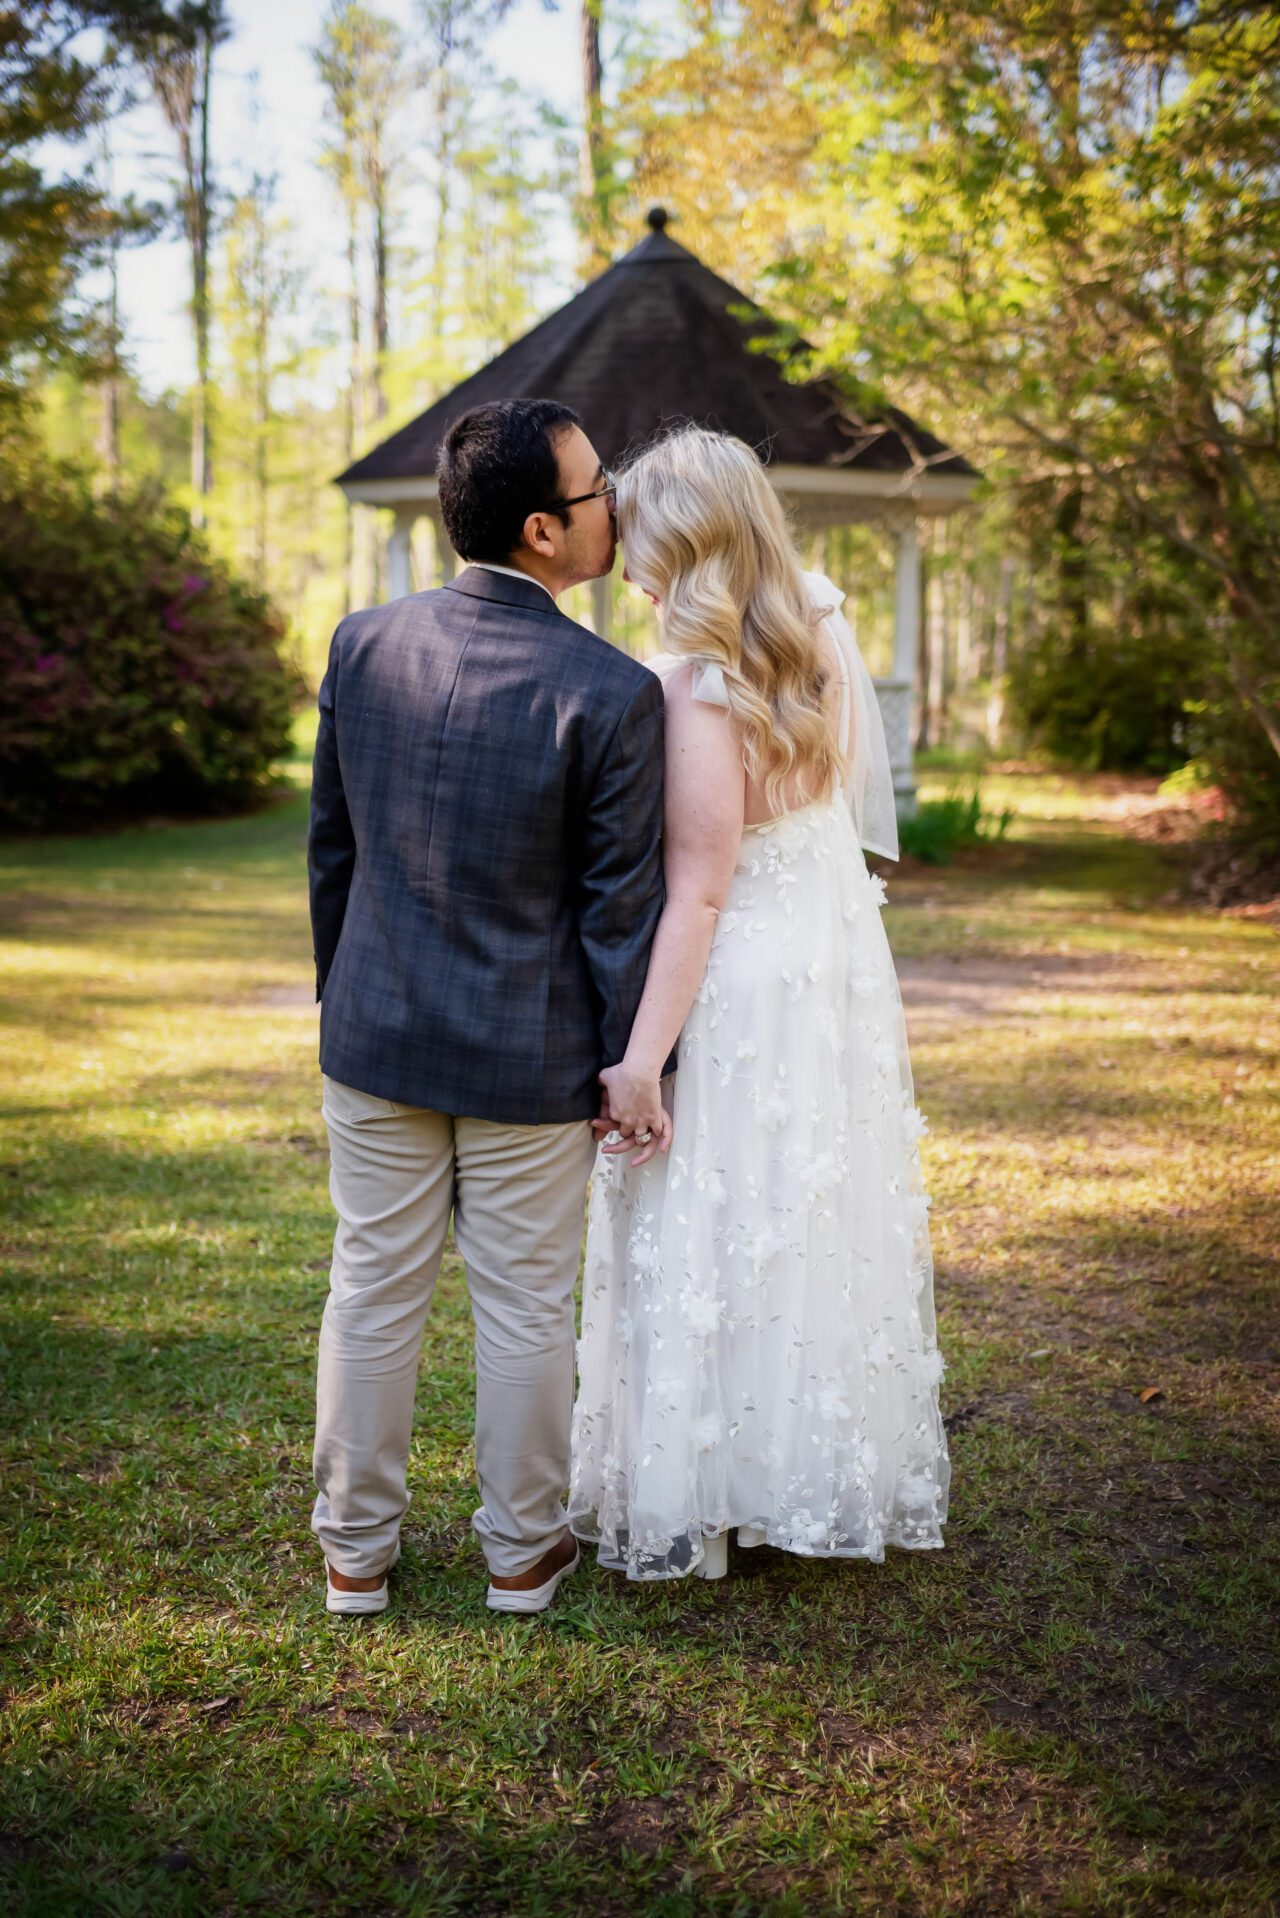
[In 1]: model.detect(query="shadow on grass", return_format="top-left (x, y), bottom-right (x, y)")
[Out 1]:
top-left (3, 1228), bottom-right (1278, 1913)
top-left (2, 1392), bottom-right (1275, 1915)
top-left (0, 791), bottom-right (311, 879)
top-left (0, 1135), bottom-right (329, 1237)
top-left (3, 786), bottom-right (1278, 1913)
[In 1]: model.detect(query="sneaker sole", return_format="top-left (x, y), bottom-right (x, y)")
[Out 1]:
top-left (325, 1540), bottom-right (401, 1615)
top-left (486, 1545), bottom-right (580, 1615)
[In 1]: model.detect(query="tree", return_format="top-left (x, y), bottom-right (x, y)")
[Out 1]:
top-left (313, 55), bottom-right (363, 611)
top-left (417, 1), bottom-right (501, 340)
top-left (93, 131), bottom-right (124, 486)
top-left (452, 82), bottom-right (558, 357)
top-left (579, 0), bottom-right (610, 267)
top-left (88, 125), bottom-right (165, 489)
top-left (614, 2), bottom-right (830, 291)
top-left (0, 2), bottom-right (170, 419)
top-left (619, 0), bottom-right (1280, 826)
top-left (386, 6), bottom-right (564, 434)
top-left (314, 3), bottom-right (411, 604)
top-left (802, 0), bottom-right (1280, 811)
top-left (142, 1), bottom-right (229, 521)
top-left (314, 3), bottom-right (409, 434)
top-left (216, 164), bottom-right (301, 588)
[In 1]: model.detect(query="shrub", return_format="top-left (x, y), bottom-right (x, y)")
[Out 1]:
top-left (0, 469), bottom-right (299, 827)
top-left (1188, 689), bottom-right (1280, 856)
top-left (1007, 614), bottom-right (1200, 775)
top-left (897, 788), bottom-right (1013, 866)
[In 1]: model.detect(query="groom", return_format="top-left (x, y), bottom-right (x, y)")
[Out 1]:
top-left (307, 398), bottom-right (666, 1615)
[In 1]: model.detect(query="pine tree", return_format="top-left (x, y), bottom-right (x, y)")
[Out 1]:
top-left (215, 166), bottom-right (301, 588)
top-left (143, 2), bottom-right (230, 521)
top-left (314, 2), bottom-right (412, 604)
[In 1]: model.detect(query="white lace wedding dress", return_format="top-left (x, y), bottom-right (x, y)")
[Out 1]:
top-left (568, 574), bottom-right (950, 1579)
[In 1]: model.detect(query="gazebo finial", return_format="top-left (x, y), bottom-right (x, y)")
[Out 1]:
top-left (646, 205), bottom-right (669, 232)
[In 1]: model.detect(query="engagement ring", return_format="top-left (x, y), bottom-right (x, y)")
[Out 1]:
top-left (635, 1129), bottom-right (654, 1145)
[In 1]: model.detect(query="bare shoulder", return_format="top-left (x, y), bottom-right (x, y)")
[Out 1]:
top-left (664, 666), bottom-right (742, 801)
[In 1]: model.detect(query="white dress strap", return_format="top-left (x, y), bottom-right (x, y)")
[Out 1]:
top-left (690, 660), bottom-right (731, 709)
top-left (648, 651), bottom-right (732, 709)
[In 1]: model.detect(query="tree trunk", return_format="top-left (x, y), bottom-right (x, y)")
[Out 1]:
top-left (1055, 486), bottom-right (1088, 674)
top-left (915, 529), bottom-right (933, 753)
top-left (344, 197), bottom-right (361, 613)
top-left (253, 224), bottom-right (268, 589)
top-left (371, 154), bottom-right (388, 425)
top-left (580, 1), bottom-right (607, 268)
top-left (432, 107), bottom-right (451, 347)
top-left (937, 543), bottom-right (956, 742)
top-left (422, 0), bottom-right (458, 342)
top-left (96, 232), bottom-right (121, 490)
top-left (368, 130), bottom-right (388, 603)
top-left (987, 555), bottom-right (1015, 748)
top-left (191, 20), bottom-right (215, 515)
top-left (955, 566), bottom-right (974, 708)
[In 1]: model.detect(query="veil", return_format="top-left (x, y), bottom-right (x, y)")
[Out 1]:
top-left (802, 572), bottom-right (900, 862)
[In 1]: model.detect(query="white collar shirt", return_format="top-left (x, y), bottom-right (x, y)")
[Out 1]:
top-left (470, 561), bottom-right (556, 605)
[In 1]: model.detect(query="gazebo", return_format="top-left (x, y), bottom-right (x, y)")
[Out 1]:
top-left (337, 208), bottom-right (978, 812)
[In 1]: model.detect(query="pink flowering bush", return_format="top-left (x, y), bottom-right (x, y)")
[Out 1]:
top-left (0, 471), bottom-right (298, 827)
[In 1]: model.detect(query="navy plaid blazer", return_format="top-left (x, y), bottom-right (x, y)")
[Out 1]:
top-left (308, 566), bottom-right (668, 1124)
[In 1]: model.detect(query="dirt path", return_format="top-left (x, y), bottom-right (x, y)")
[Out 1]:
top-left (898, 951), bottom-right (1142, 1025)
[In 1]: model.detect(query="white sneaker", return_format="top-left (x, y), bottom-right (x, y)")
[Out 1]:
top-left (697, 1533), bottom-right (729, 1579)
top-left (486, 1539), bottom-right (580, 1615)
top-left (325, 1540), bottom-right (401, 1616)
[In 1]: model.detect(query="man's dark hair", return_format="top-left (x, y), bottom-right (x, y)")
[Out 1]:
top-left (437, 399), bottom-right (582, 563)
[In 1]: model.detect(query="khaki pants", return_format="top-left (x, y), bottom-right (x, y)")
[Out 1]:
top-left (312, 1077), bottom-right (596, 1579)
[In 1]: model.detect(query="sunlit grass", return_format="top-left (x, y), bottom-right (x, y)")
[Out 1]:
top-left (1, 769), bottom-right (1277, 1914)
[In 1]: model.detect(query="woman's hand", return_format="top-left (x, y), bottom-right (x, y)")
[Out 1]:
top-left (597, 1061), bottom-right (672, 1167)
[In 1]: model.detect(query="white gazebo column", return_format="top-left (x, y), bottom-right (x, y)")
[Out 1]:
top-left (386, 507), bottom-right (417, 601)
top-left (425, 511), bottom-right (456, 583)
top-left (893, 515), bottom-right (921, 681)
top-left (590, 573), bottom-right (613, 644)
top-left (881, 514), bottom-right (922, 818)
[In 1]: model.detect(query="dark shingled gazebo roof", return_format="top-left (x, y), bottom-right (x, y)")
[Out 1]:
top-left (337, 210), bottom-right (976, 488)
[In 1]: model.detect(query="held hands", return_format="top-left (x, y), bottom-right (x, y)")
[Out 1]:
top-left (594, 1060), bottom-right (673, 1168)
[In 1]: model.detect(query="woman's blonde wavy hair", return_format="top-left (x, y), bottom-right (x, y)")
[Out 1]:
top-left (617, 427), bottom-right (844, 813)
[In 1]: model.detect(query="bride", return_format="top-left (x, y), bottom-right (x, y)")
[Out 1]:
top-left (567, 427), bottom-right (950, 1581)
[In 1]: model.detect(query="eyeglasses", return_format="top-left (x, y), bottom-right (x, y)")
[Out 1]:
top-left (547, 467), bottom-right (616, 512)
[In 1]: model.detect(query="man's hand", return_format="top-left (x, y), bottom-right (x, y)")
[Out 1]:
top-left (597, 1061), bottom-right (672, 1168)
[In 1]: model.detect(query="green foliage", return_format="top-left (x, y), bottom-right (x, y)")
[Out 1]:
top-left (896, 787), bottom-right (1012, 865)
top-left (1195, 684), bottom-right (1280, 855)
top-left (10, 0), bottom-right (578, 679)
top-left (0, 3), bottom-right (173, 408)
top-left (1010, 620), bottom-right (1201, 776)
top-left (1157, 758), bottom-right (1215, 801)
top-left (1005, 501), bottom-right (1211, 774)
top-left (0, 464), bottom-right (298, 826)
top-left (623, 0), bottom-right (1280, 832)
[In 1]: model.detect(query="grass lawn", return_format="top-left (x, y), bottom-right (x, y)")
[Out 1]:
top-left (1, 758), bottom-right (1277, 1916)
